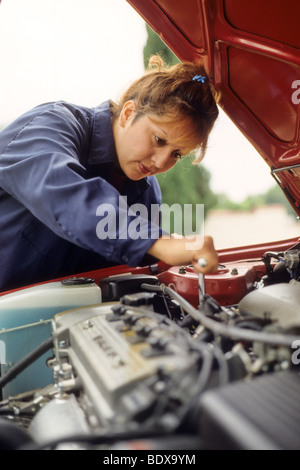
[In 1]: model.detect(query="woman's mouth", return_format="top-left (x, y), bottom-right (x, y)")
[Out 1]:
top-left (138, 162), bottom-right (151, 174)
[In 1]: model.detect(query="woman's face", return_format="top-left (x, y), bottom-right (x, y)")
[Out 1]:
top-left (113, 101), bottom-right (197, 181)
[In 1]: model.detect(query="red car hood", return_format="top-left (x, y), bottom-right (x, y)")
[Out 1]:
top-left (127, 0), bottom-right (300, 214)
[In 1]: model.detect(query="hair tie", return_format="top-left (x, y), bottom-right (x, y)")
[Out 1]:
top-left (192, 75), bottom-right (207, 83)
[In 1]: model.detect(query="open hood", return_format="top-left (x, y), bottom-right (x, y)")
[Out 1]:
top-left (127, 0), bottom-right (300, 215)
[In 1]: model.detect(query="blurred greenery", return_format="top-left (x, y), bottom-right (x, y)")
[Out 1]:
top-left (215, 184), bottom-right (296, 216)
top-left (142, 24), bottom-right (295, 233)
top-left (143, 24), bottom-right (178, 69)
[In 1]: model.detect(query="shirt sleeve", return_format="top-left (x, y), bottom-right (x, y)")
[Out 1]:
top-left (0, 103), bottom-right (164, 267)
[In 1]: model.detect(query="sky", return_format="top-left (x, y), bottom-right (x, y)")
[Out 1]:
top-left (0, 0), bottom-right (274, 202)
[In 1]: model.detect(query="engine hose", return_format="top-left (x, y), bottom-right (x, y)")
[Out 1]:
top-left (0, 337), bottom-right (54, 390)
top-left (141, 283), bottom-right (300, 347)
top-left (0, 418), bottom-right (34, 450)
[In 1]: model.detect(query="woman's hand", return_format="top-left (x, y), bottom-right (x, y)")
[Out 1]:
top-left (147, 234), bottom-right (218, 274)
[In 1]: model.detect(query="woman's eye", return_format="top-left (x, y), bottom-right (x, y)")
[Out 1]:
top-left (155, 135), bottom-right (165, 145)
top-left (154, 135), bottom-right (181, 159)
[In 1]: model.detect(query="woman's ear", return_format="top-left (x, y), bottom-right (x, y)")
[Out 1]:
top-left (119, 100), bottom-right (137, 127)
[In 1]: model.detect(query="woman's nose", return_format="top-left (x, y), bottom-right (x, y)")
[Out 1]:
top-left (151, 149), bottom-right (170, 169)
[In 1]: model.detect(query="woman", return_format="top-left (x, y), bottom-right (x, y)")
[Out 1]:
top-left (0, 56), bottom-right (219, 291)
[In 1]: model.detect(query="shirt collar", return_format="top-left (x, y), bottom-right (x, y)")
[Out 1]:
top-left (88, 100), bottom-right (117, 166)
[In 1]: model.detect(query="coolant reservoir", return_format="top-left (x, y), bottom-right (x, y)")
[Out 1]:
top-left (0, 277), bottom-right (102, 330)
top-left (0, 277), bottom-right (102, 397)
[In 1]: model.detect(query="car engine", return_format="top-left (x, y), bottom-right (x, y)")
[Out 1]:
top-left (0, 241), bottom-right (300, 450)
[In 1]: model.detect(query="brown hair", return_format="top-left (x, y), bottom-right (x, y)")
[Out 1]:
top-left (111, 55), bottom-right (220, 163)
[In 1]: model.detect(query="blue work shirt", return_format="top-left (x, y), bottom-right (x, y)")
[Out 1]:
top-left (0, 100), bottom-right (164, 291)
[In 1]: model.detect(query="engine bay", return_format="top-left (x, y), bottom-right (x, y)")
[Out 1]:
top-left (0, 239), bottom-right (300, 450)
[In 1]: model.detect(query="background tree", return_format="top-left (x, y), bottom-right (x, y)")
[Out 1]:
top-left (143, 24), bottom-right (178, 68)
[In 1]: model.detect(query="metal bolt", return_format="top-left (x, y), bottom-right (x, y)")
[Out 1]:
top-left (83, 320), bottom-right (94, 329)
